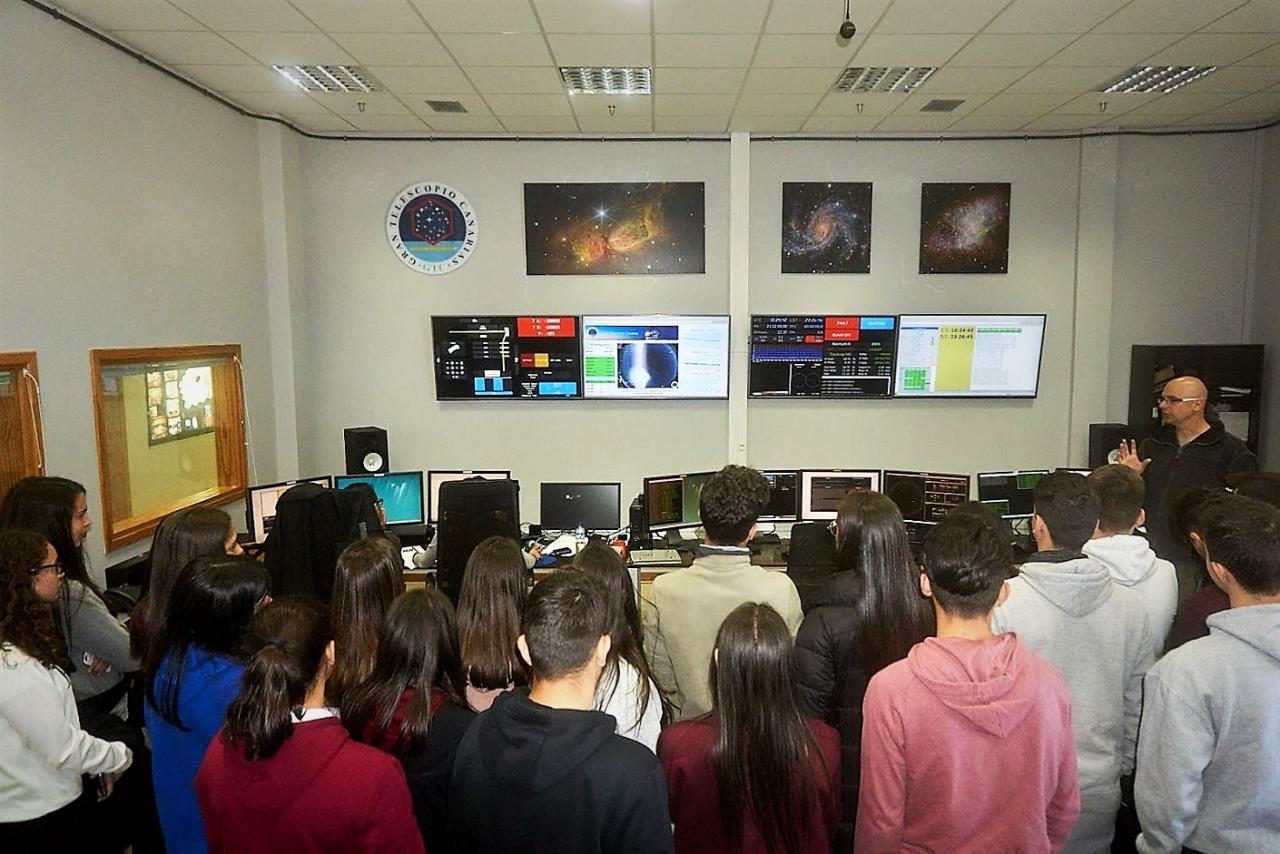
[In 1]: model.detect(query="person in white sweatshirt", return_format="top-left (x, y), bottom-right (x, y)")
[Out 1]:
top-left (992, 471), bottom-right (1157, 854)
top-left (1135, 493), bottom-right (1280, 854)
top-left (1084, 465), bottom-right (1179, 649)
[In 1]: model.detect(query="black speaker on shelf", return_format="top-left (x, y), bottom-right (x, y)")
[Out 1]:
top-left (1088, 422), bottom-right (1130, 469)
top-left (344, 426), bottom-right (389, 475)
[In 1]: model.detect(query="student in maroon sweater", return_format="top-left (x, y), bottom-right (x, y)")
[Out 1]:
top-left (195, 597), bottom-right (422, 854)
top-left (857, 515), bottom-right (1080, 853)
top-left (659, 602), bottom-right (841, 854)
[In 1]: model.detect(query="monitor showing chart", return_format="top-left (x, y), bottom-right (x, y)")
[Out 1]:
top-left (798, 470), bottom-right (881, 520)
top-left (427, 470), bottom-right (512, 523)
top-left (334, 471), bottom-right (425, 526)
top-left (977, 470), bottom-right (1049, 518)
top-left (882, 470), bottom-right (970, 523)
top-left (246, 476), bottom-right (332, 543)
top-left (749, 315), bottom-right (897, 398)
top-left (894, 314), bottom-right (1046, 398)
top-left (431, 315), bottom-right (582, 399)
top-left (580, 315), bottom-right (730, 399)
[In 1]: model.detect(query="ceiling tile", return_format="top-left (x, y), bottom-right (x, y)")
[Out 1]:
top-left (1238, 42), bottom-right (1280, 64)
top-left (918, 67), bottom-right (1030, 94)
top-left (730, 114), bottom-right (805, 132)
top-left (52, 0), bottom-right (204, 31)
top-left (223, 32), bottom-right (354, 65)
top-left (329, 33), bottom-right (452, 66)
top-left (1055, 91), bottom-right (1164, 114)
top-left (654, 115), bottom-right (729, 132)
top-left (764, 0), bottom-right (894, 34)
top-left (752, 34), bottom-right (864, 67)
top-left (174, 64), bottom-right (300, 93)
top-left (1045, 33), bottom-right (1181, 66)
top-left (368, 65), bottom-right (475, 93)
top-left (484, 93), bottom-right (573, 115)
top-left (812, 92), bottom-right (909, 115)
top-left (576, 116), bottom-right (655, 132)
top-left (223, 90), bottom-right (326, 113)
top-left (1185, 64), bottom-right (1280, 92)
top-left (850, 34), bottom-right (971, 66)
top-left (498, 115), bottom-right (582, 132)
top-left (1093, 0), bottom-right (1248, 34)
top-left (946, 114), bottom-right (1038, 132)
top-left (986, 0), bottom-right (1129, 34)
top-left (466, 66), bottom-right (566, 93)
top-left (872, 113), bottom-right (957, 132)
top-left (1212, 90), bottom-right (1280, 112)
top-left (534, 0), bottom-right (652, 34)
top-left (654, 0), bottom-right (771, 34)
top-left (1204, 2), bottom-right (1280, 33)
top-left (731, 92), bottom-right (823, 113)
top-left (422, 115), bottom-right (507, 132)
top-left (1146, 33), bottom-right (1280, 65)
top-left (1005, 65), bottom-right (1125, 92)
top-left (1121, 93), bottom-right (1239, 114)
top-left (313, 92), bottom-right (413, 114)
top-left (407, 93), bottom-right (492, 116)
top-left (947, 34), bottom-right (1077, 67)
top-left (281, 112), bottom-right (358, 132)
top-left (656, 35), bottom-right (758, 67)
top-left (568, 94), bottom-right (652, 117)
top-left (547, 34), bottom-right (652, 66)
top-left (168, 0), bottom-right (316, 32)
top-left (336, 114), bottom-right (430, 132)
top-left (657, 67), bottom-right (748, 93)
top-left (410, 0), bottom-right (541, 33)
top-left (972, 92), bottom-right (1072, 114)
top-left (742, 67), bottom-right (842, 92)
top-left (114, 31), bottom-right (256, 64)
top-left (801, 114), bottom-right (883, 132)
top-left (287, 0), bottom-right (429, 33)
top-left (875, 0), bottom-right (1010, 34)
top-left (440, 34), bottom-right (553, 66)
top-left (1021, 114), bottom-right (1102, 131)
top-left (654, 94), bottom-right (739, 115)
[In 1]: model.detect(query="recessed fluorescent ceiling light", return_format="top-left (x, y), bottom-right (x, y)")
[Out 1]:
top-left (1099, 66), bottom-right (1217, 94)
top-left (833, 67), bottom-right (937, 94)
top-left (273, 65), bottom-right (379, 93)
top-left (560, 66), bottom-right (652, 95)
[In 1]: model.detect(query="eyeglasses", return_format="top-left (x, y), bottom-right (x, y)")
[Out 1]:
top-left (30, 561), bottom-right (65, 578)
top-left (1157, 395), bottom-right (1203, 406)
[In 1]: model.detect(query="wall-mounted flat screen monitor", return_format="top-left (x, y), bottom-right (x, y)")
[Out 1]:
top-left (431, 315), bottom-right (582, 400)
top-left (977, 470), bottom-right (1049, 518)
top-left (798, 470), bottom-right (881, 520)
top-left (427, 470), bottom-right (512, 523)
top-left (882, 470), bottom-right (971, 524)
top-left (246, 476), bottom-right (332, 544)
top-left (759, 470), bottom-right (801, 521)
top-left (894, 314), bottom-right (1046, 398)
top-left (580, 315), bottom-right (730, 399)
top-left (334, 471), bottom-right (425, 526)
top-left (644, 471), bottom-right (715, 532)
top-left (748, 315), bottom-right (897, 398)
top-left (540, 482), bottom-right (622, 532)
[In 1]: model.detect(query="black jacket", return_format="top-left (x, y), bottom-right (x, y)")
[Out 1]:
top-left (400, 699), bottom-right (475, 850)
top-left (446, 689), bottom-right (674, 854)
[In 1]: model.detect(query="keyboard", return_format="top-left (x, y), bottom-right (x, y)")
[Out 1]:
top-left (629, 549), bottom-right (683, 566)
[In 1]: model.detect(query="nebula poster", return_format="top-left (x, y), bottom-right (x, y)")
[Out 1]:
top-left (919, 183), bottom-right (1011, 274)
top-left (781, 182), bottom-right (872, 274)
top-left (524, 182), bottom-right (705, 275)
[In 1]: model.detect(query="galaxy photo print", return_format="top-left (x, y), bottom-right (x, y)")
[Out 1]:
top-left (781, 182), bottom-right (872, 274)
top-left (918, 182), bottom-right (1011, 275)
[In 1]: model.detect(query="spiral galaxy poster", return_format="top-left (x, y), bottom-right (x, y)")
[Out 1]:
top-left (919, 183), bottom-right (1011, 274)
top-left (523, 182), bottom-right (705, 275)
top-left (781, 182), bottom-right (872, 274)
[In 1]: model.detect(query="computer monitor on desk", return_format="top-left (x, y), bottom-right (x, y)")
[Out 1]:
top-left (540, 482), bottom-right (621, 533)
top-left (883, 470), bottom-right (970, 524)
top-left (798, 470), bottom-right (881, 521)
top-left (427, 470), bottom-right (512, 524)
top-left (759, 470), bottom-right (800, 523)
top-left (246, 476), bottom-right (332, 544)
top-left (334, 471), bottom-right (425, 526)
top-left (643, 471), bottom-right (714, 540)
top-left (976, 470), bottom-right (1049, 519)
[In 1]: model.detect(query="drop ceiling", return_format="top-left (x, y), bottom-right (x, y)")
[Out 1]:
top-left (39, 0), bottom-right (1280, 136)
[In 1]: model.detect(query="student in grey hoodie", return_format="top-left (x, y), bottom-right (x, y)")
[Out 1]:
top-left (992, 471), bottom-right (1156, 854)
top-left (1084, 465), bottom-right (1179, 648)
top-left (1134, 494), bottom-right (1280, 854)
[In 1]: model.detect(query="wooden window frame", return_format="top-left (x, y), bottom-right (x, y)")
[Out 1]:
top-left (90, 344), bottom-right (247, 551)
top-left (0, 351), bottom-right (46, 495)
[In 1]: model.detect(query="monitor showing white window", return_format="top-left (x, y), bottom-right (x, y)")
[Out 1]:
top-left (798, 470), bottom-right (881, 520)
top-left (894, 314), bottom-right (1046, 398)
top-left (580, 315), bottom-right (730, 399)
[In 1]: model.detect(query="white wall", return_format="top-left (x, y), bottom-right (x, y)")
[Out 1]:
top-left (1253, 127), bottom-right (1280, 466)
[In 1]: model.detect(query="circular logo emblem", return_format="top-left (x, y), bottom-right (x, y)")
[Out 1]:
top-left (387, 183), bottom-right (476, 275)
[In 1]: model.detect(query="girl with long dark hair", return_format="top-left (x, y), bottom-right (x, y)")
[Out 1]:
top-left (574, 540), bottom-right (664, 750)
top-left (327, 537), bottom-right (405, 705)
top-left (197, 597), bottom-right (422, 852)
top-left (144, 555), bottom-right (268, 854)
top-left (344, 588), bottom-right (474, 842)
top-left (456, 536), bottom-right (529, 712)
top-left (658, 602), bottom-right (841, 853)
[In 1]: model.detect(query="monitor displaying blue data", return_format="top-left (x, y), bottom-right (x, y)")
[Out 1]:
top-left (334, 471), bottom-right (425, 526)
top-left (749, 315), bottom-right (896, 398)
top-left (580, 315), bottom-right (730, 399)
top-left (894, 314), bottom-right (1046, 398)
top-left (431, 315), bottom-right (582, 400)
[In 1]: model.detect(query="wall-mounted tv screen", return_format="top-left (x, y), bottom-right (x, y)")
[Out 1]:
top-left (580, 315), bottom-right (730, 400)
top-left (431, 315), bottom-right (582, 400)
top-left (894, 314), bottom-right (1046, 398)
top-left (749, 314), bottom-right (896, 398)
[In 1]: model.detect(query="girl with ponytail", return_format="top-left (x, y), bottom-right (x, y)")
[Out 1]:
top-left (196, 597), bottom-right (422, 853)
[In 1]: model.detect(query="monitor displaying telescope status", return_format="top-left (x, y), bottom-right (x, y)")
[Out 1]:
top-left (581, 315), bottom-right (730, 399)
top-left (977, 470), bottom-right (1049, 518)
top-left (431, 315), bottom-right (582, 400)
top-left (749, 315), bottom-right (896, 398)
top-left (882, 470), bottom-right (970, 523)
top-left (894, 314), bottom-right (1046, 398)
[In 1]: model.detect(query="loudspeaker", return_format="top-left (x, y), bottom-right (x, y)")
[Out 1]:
top-left (628, 493), bottom-right (647, 549)
top-left (1088, 422), bottom-right (1130, 469)
top-left (344, 426), bottom-right (389, 474)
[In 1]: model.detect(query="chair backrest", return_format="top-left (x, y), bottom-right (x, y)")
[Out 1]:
top-left (264, 482), bottom-right (370, 601)
top-left (437, 478), bottom-right (520, 603)
top-left (786, 522), bottom-right (838, 612)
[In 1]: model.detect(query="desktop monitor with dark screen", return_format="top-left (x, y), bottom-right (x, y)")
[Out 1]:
top-left (540, 482), bottom-right (622, 532)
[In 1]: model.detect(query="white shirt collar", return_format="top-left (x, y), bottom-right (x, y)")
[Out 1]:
top-left (291, 706), bottom-right (339, 723)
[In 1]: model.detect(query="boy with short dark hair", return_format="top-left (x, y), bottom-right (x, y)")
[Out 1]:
top-left (447, 571), bottom-right (674, 854)
top-left (857, 515), bottom-right (1079, 853)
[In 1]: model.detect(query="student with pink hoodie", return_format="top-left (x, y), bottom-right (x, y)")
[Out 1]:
top-left (857, 515), bottom-right (1080, 853)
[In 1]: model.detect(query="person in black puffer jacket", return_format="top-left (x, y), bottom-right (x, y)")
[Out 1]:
top-left (795, 491), bottom-right (935, 851)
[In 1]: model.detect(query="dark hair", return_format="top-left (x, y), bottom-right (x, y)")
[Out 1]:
top-left (457, 536), bottom-right (529, 690)
top-left (146, 555), bottom-right (269, 730)
top-left (833, 491), bottom-right (935, 673)
top-left (1168, 487), bottom-right (1233, 553)
top-left (945, 500), bottom-right (1019, 544)
top-left (521, 569), bottom-right (608, 680)
top-left (923, 515), bottom-right (1014, 618)
top-left (340, 483), bottom-right (386, 535)
top-left (142, 507), bottom-right (235, 667)
top-left (0, 530), bottom-right (70, 670)
top-left (328, 537), bottom-right (405, 704)
top-left (1201, 494), bottom-right (1280, 595)
top-left (0, 476), bottom-right (95, 593)
top-left (1087, 464), bottom-right (1146, 534)
top-left (224, 596), bottom-right (332, 761)
top-left (342, 589), bottom-right (466, 755)
top-left (709, 603), bottom-right (824, 853)
top-left (574, 540), bottom-right (665, 724)
top-left (1033, 471), bottom-right (1099, 551)
top-left (699, 465), bottom-right (771, 545)
top-left (1227, 471), bottom-right (1280, 509)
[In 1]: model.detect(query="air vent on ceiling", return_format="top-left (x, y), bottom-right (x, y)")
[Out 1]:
top-left (920, 99), bottom-right (965, 113)
top-left (273, 65), bottom-right (379, 93)
top-left (1099, 66), bottom-right (1217, 94)
top-left (833, 66), bottom-right (937, 94)
top-left (560, 66), bottom-right (652, 95)
top-left (425, 100), bottom-right (468, 114)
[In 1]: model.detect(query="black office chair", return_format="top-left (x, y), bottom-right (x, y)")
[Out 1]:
top-left (436, 478), bottom-right (521, 604)
top-left (786, 522), bottom-right (838, 613)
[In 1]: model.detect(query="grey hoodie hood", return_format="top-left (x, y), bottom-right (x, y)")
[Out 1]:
top-left (1083, 535), bottom-right (1163, 587)
top-left (1015, 555), bottom-right (1114, 618)
top-left (1205, 602), bottom-right (1280, 664)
